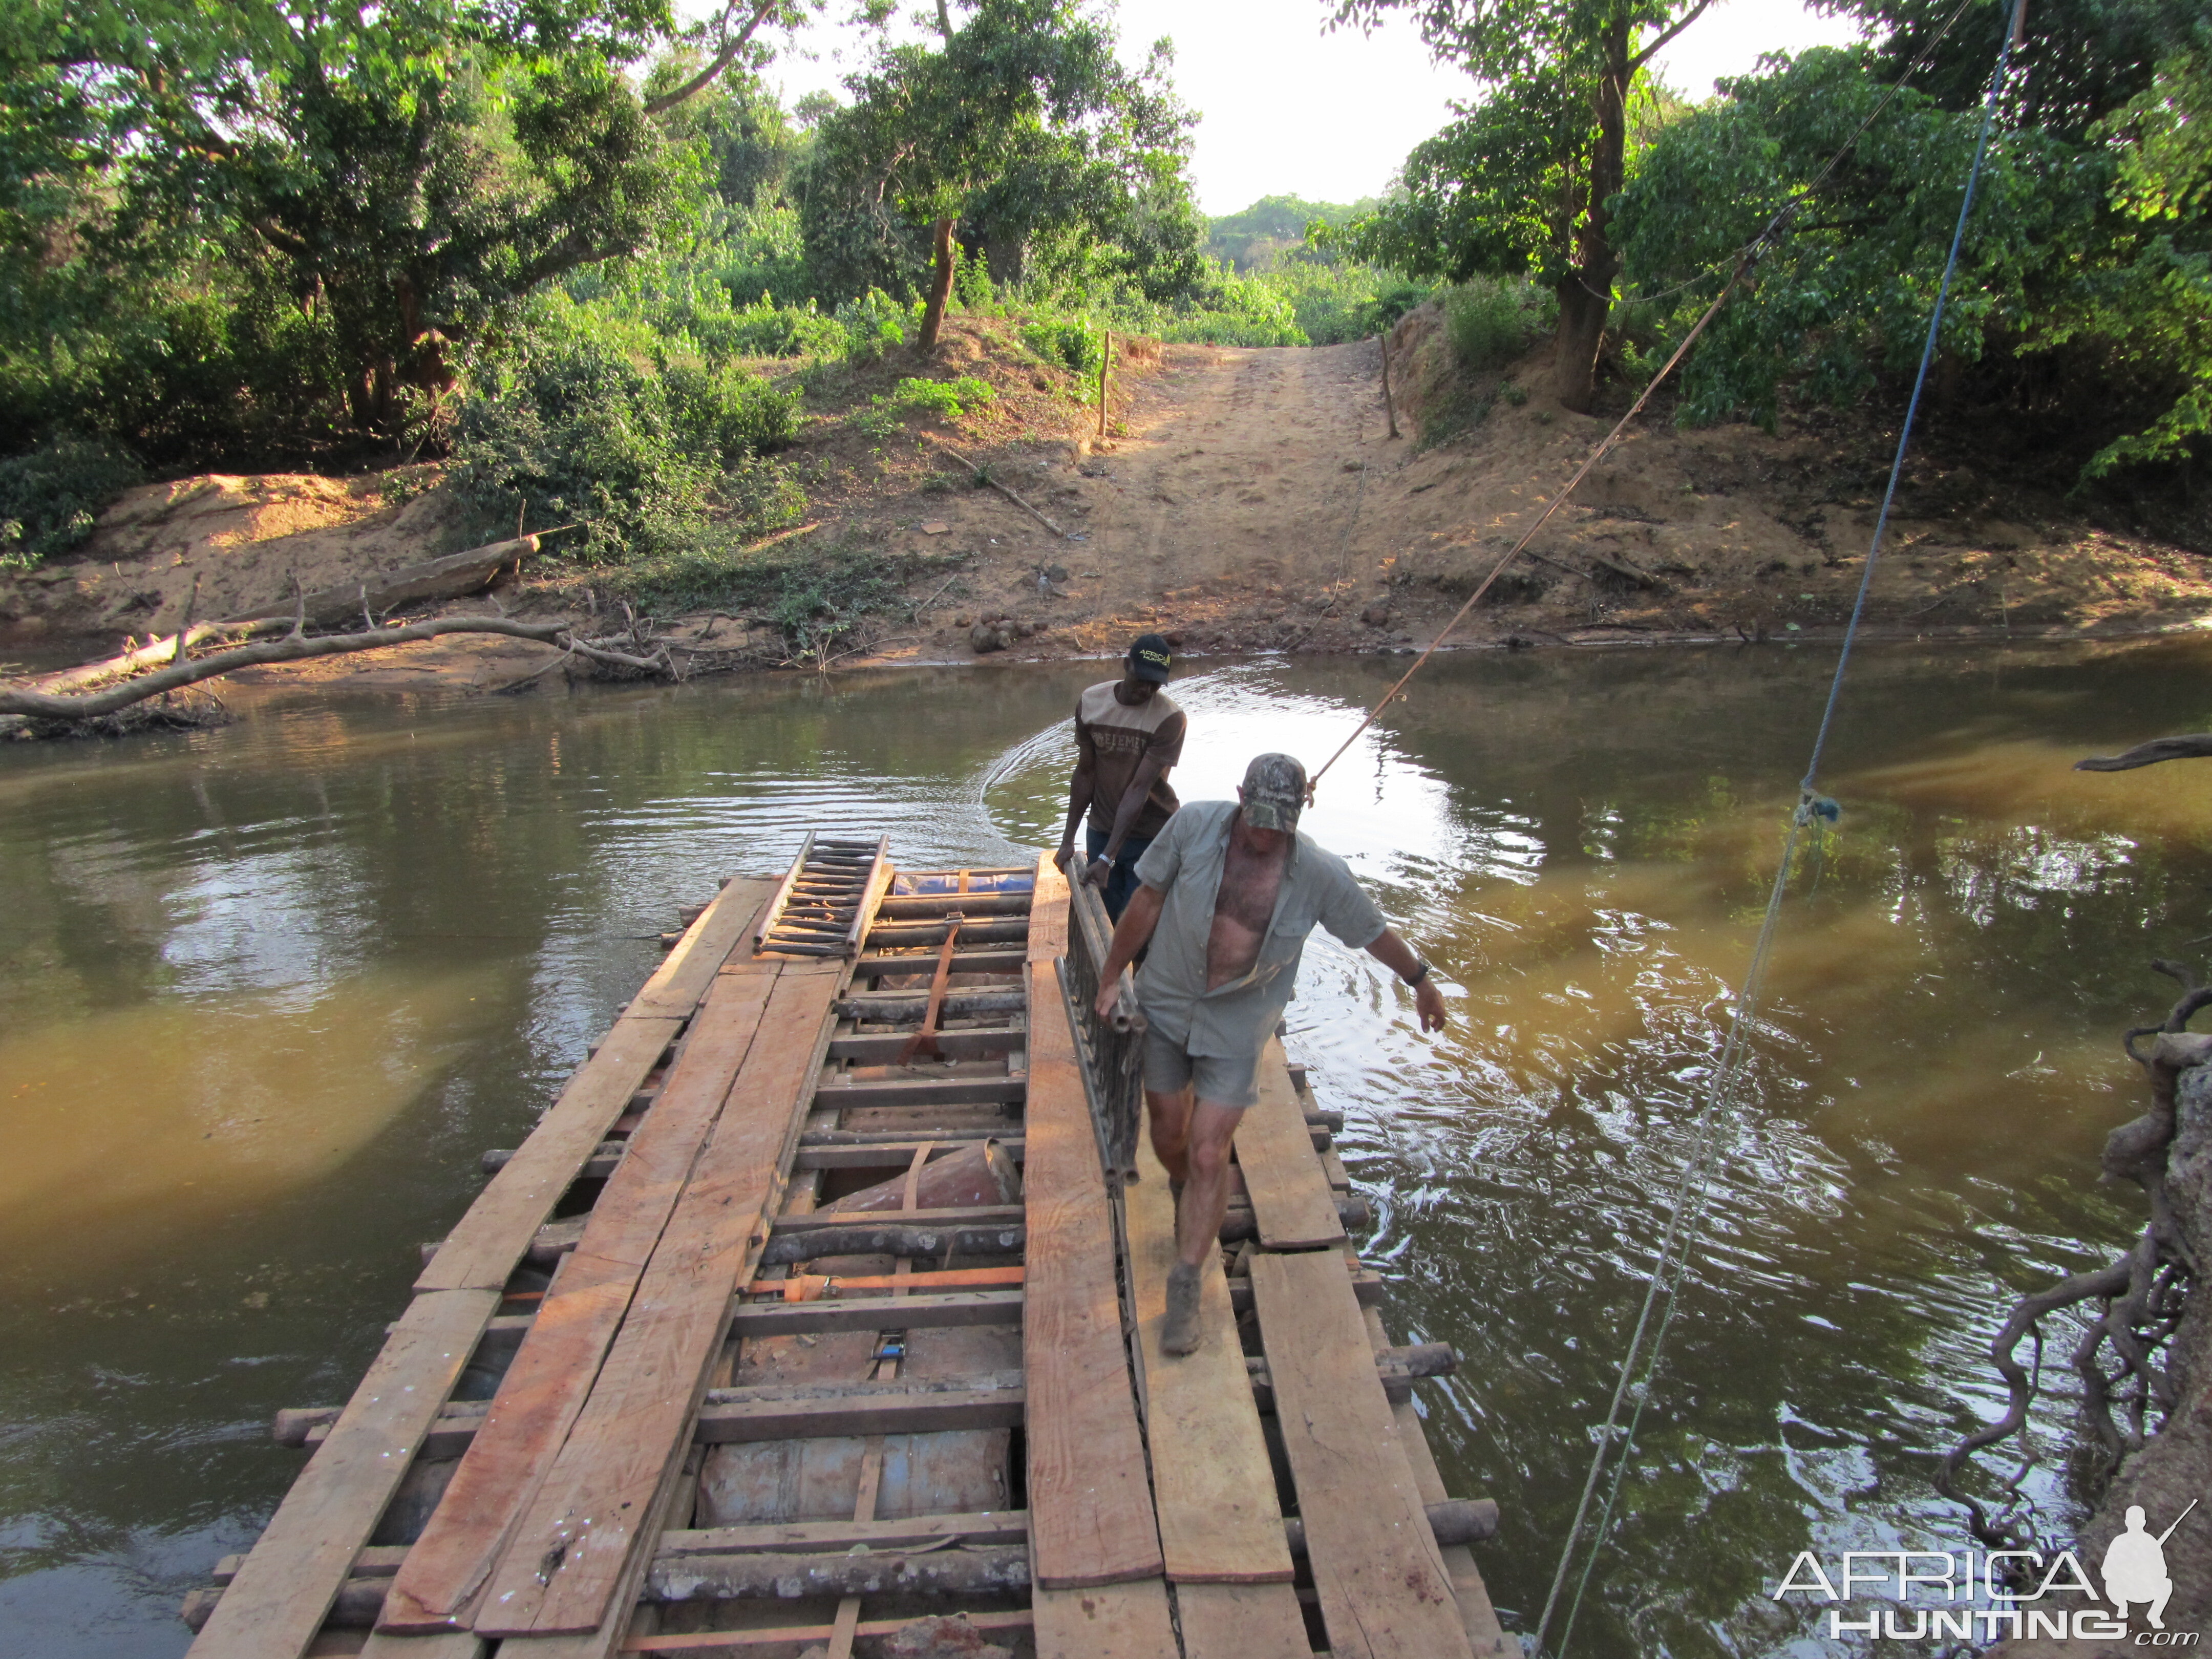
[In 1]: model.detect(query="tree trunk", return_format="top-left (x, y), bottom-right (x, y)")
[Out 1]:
top-left (918, 217), bottom-right (957, 353)
top-left (1553, 15), bottom-right (1632, 413)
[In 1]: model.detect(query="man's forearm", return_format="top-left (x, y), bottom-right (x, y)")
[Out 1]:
top-left (1366, 929), bottom-right (1423, 982)
top-left (1098, 758), bottom-right (1166, 863)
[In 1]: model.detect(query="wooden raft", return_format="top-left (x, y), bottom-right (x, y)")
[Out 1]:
top-left (183, 843), bottom-right (1508, 1657)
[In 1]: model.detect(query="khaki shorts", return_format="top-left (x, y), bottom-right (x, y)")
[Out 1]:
top-left (1142, 1028), bottom-right (1262, 1110)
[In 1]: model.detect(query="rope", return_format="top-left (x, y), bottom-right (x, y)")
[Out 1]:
top-left (1307, 0), bottom-right (1983, 790)
top-left (1532, 4), bottom-right (2028, 1652)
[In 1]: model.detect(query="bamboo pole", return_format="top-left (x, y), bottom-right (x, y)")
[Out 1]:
top-left (1096, 329), bottom-right (1112, 443)
top-left (1380, 332), bottom-right (1400, 439)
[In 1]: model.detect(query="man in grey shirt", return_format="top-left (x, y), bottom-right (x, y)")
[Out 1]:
top-left (1092, 752), bottom-right (1447, 1355)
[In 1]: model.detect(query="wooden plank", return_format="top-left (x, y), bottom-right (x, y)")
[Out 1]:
top-left (825, 1026), bottom-right (1023, 1061)
top-left (631, 878), bottom-right (779, 1019)
top-left (1235, 1037), bottom-right (1346, 1250)
top-left (727, 1289), bottom-right (1022, 1335)
top-left (620, 1610), bottom-right (1033, 1653)
top-left (187, 1288), bottom-right (500, 1659)
top-left (771, 1204), bottom-right (1024, 1233)
top-left (1247, 1250), bottom-right (1473, 1659)
top-left (692, 1385), bottom-right (1024, 1442)
top-left (793, 1136), bottom-right (1024, 1170)
top-left (1172, 1583), bottom-right (1315, 1659)
top-left (1031, 1580), bottom-right (1180, 1659)
top-left (381, 967), bottom-right (784, 1632)
top-left (358, 1634), bottom-right (486, 1659)
top-left (1020, 856), bottom-right (1164, 1592)
top-left (659, 1510), bottom-right (1028, 1557)
top-left (1366, 1310), bottom-right (1514, 1657)
top-left (749, 834), bottom-right (813, 954)
top-left (854, 947), bottom-right (1025, 975)
top-left (1123, 1117), bottom-right (1294, 1585)
top-left (478, 962), bottom-right (845, 1637)
top-left (415, 1020), bottom-right (680, 1294)
top-left (812, 1076), bottom-right (1025, 1109)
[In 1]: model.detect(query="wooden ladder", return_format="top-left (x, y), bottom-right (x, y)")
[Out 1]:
top-left (754, 833), bottom-right (890, 957)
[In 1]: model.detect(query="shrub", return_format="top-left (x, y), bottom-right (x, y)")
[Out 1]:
top-left (836, 289), bottom-right (919, 362)
top-left (451, 299), bottom-right (800, 564)
top-left (718, 296), bottom-right (850, 359)
top-left (1444, 279), bottom-right (1550, 371)
top-left (1023, 317), bottom-right (1104, 377)
top-left (0, 439), bottom-right (144, 568)
top-left (889, 376), bottom-right (995, 419)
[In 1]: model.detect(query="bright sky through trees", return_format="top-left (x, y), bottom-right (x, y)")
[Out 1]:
top-left (746, 1), bottom-right (1864, 211)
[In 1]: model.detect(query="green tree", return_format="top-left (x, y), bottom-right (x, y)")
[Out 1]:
top-left (801, 0), bottom-right (1195, 348)
top-left (8, 0), bottom-right (804, 445)
top-left (1330, 0), bottom-right (1715, 411)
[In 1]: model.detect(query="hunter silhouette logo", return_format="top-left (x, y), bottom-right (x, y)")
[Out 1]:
top-left (2106, 1501), bottom-right (2197, 1630)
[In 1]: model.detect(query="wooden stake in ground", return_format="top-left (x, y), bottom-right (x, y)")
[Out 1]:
top-left (1380, 333), bottom-right (1399, 440)
top-left (1097, 329), bottom-right (1112, 444)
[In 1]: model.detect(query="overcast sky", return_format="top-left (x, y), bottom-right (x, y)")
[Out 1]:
top-left (746, 1), bottom-right (1868, 215)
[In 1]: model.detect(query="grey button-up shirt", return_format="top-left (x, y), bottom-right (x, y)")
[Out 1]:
top-left (1131, 800), bottom-right (1389, 1059)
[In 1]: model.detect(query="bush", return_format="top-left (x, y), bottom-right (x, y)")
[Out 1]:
top-left (1023, 317), bottom-right (1105, 377)
top-left (1254, 260), bottom-right (1432, 345)
top-left (1444, 279), bottom-right (1551, 371)
top-left (0, 439), bottom-right (145, 568)
top-left (836, 289), bottom-right (919, 362)
top-left (451, 298), bottom-right (801, 564)
top-left (721, 296), bottom-right (851, 359)
top-left (890, 376), bottom-right (995, 419)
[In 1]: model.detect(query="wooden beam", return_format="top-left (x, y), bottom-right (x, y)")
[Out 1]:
top-left (1123, 1110), bottom-right (1293, 1586)
top-left (693, 1380), bottom-right (1024, 1442)
top-left (186, 1288), bottom-right (501, 1659)
top-left (768, 1204), bottom-right (1023, 1233)
top-left (792, 1136), bottom-right (1024, 1171)
top-left (659, 1512), bottom-right (1028, 1558)
top-left (853, 947), bottom-right (1025, 976)
top-left (621, 1610), bottom-right (1032, 1653)
top-left (813, 1076), bottom-right (1024, 1109)
top-left (644, 1545), bottom-right (1030, 1600)
top-left (1020, 856), bottom-right (1166, 1592)
top-left (825, 1026), bottom-right (1023, 1062)
top-left (1233, 1037), bottom-right (1347, 1249)
top-left (1248, 1250), bottom-right (1474, 1659)
top-left (728, 1289), bottom-right (1022, 1335)
top-left (1031, 1579), bottom-right (1178, 1659)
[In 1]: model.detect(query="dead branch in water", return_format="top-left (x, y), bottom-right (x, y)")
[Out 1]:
top-left (2075, 734), bottom-right (2212, 771)
top-left (1, 616), bottom-right (672, 722)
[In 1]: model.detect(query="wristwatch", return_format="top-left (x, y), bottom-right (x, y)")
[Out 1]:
top-left (1403, 958), bottom-right (1432, 987)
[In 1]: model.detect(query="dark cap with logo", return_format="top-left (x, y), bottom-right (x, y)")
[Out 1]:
top-left (1128, 633), bottom-right (1173, 684)
top-left (1240, 753), bottom-right (1307, 832)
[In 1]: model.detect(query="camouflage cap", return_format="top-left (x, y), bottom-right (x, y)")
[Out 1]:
top-left (1240, 752), bottom-right (1307, 833)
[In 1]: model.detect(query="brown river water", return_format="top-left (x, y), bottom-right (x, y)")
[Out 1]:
top-left (6, 641), bottom-right (2212, 1657)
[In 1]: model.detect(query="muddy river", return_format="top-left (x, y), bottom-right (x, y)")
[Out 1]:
top-left (6, 642), bottom-right (2211, 1657)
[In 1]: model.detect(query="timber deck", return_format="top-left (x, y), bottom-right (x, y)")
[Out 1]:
top-left (182, 841), bottom-right (1511, 1658)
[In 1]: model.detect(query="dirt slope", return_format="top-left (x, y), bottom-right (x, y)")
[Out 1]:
top-left (7, 305), bottom-right (2208, 689)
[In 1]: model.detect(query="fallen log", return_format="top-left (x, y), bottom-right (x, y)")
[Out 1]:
top-left (0, 615), bottom-right (668, 722)
top-left (220, 536), bottom-right (537, 629)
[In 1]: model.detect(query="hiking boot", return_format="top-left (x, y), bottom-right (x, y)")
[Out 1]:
top-left (1161, 1261), bottom-right (1203, 1356)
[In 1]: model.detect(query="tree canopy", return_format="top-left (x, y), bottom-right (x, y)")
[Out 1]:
top-left (1330, 0), bottom-right (1717, 410)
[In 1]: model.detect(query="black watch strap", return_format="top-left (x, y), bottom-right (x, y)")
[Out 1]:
top-left (1405, 959), bottom-right (1432, 987)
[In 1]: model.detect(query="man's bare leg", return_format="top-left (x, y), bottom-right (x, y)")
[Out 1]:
top-left (1145, 1086), bottom-right (1194, 1186)
top-left (1161, 1100), bottom-right (1242, 1356)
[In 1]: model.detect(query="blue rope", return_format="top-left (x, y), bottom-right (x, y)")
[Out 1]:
top-left (1534, 9), bottom-right (2027, 1654)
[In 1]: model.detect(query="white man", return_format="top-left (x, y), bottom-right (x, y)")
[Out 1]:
top-left (1092, 752), bottom-right (1448, 1355)
top-left (1053, 633), bottom-right (1183, 921)
top-left (2103, 1505), bottom-right (2176, 1628)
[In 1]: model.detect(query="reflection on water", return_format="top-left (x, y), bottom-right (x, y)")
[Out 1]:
top-left (6, 642), bottom-right (2212, 1656)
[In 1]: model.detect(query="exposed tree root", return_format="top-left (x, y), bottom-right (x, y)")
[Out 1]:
top-left (1938, 963), bottom-right (2211, 1548)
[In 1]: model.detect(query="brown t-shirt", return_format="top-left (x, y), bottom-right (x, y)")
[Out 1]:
top-left (1076, 681), bottom-right (1186, 840)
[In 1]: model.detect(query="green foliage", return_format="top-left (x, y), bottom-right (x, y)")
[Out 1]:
top-left (1443, 278), bottom-right (1554, 369)
top-left (888, 377), bottom-right (996, 418)
top-left (449, 296), bottom-right (800, 565)
top-left (0, 439), bottom-right (143, 568)
top-left (1022, 317), bottom-right (1106, 376)
top-left (1206, 195), bottom-right (1378, 270)
top-left (798, 0), bottom-right (1201, 319)
top-left (1613, 41), bottom-right (2211, 474)
top-left (835, 290), bottom-right (919, 361)
top-left (1257, 259), bottom-right (1432, 344)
